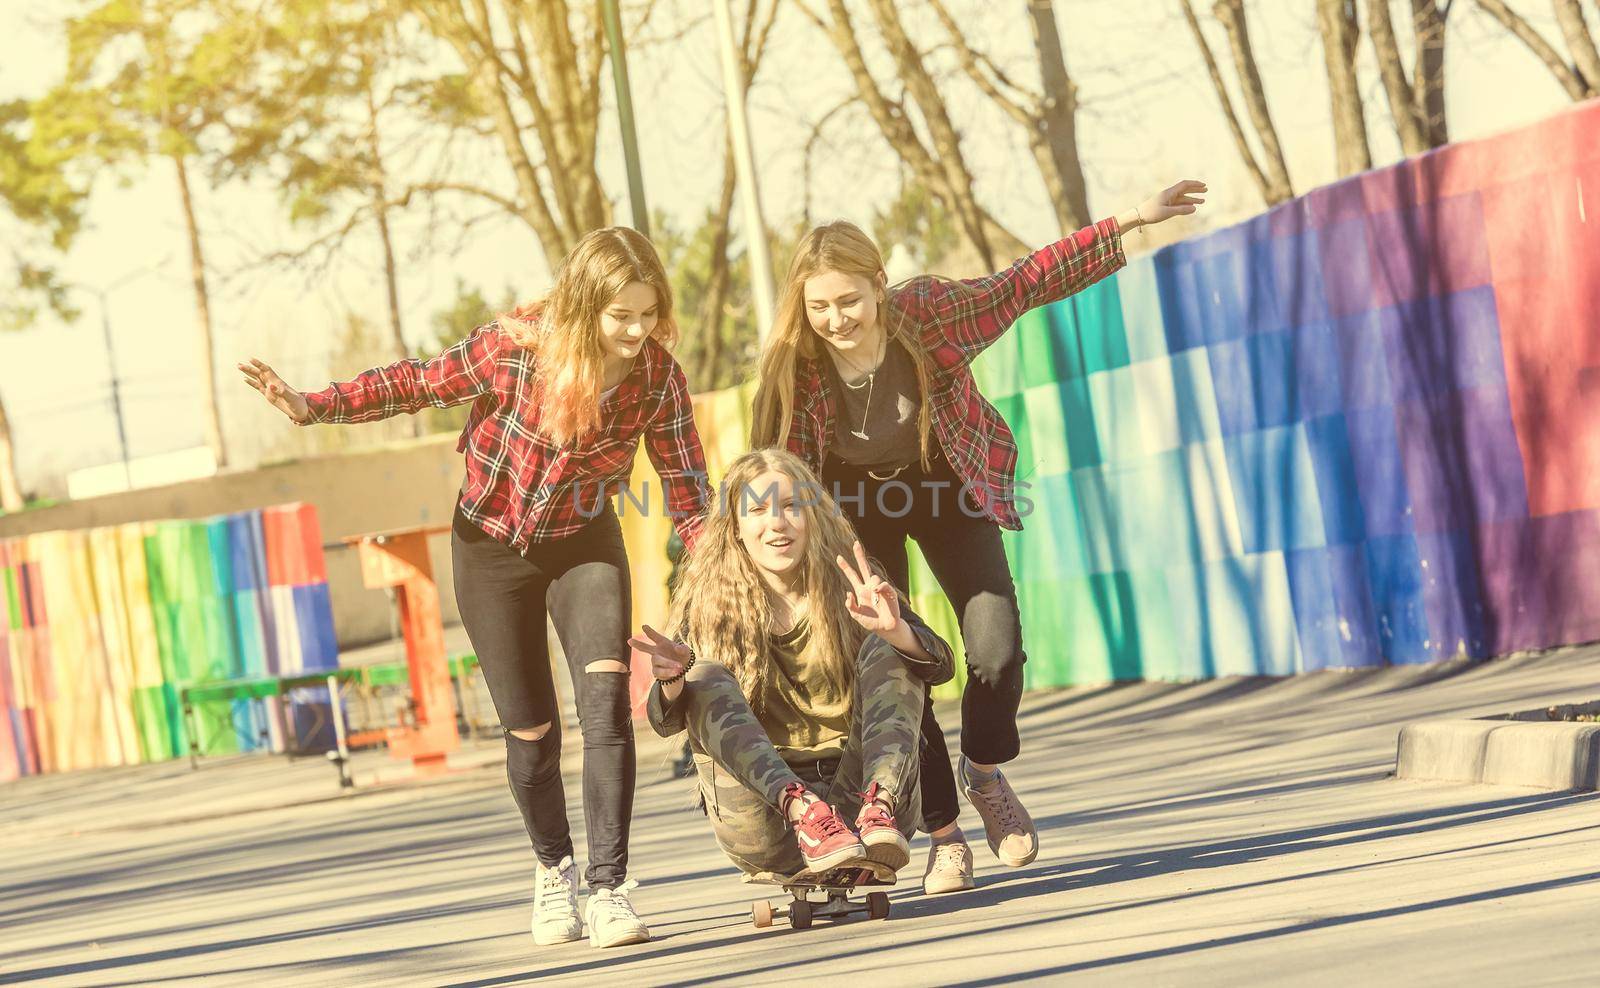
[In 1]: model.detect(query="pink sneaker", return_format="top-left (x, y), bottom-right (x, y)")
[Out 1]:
top-left (854, 782), bottom-right (911, 871)
top-left (783, 783), bottom-right (866, 872)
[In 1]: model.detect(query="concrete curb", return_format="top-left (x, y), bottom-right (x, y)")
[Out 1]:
top-left (1395, 719), bottom-right (1600, 791)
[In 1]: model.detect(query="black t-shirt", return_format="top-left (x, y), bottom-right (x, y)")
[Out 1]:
top-left (823, 339), bottom-right (922, 470)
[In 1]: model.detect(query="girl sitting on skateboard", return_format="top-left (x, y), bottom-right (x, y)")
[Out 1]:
top-left (637, 448), bottom-right (953, 878)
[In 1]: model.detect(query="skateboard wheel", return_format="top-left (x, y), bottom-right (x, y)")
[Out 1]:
top-left (752, 900), bottom-right (774, 928)
top-left (867, 891), bottom-right (890, 920)
top-left (790, 899), bottom-right (813, 930)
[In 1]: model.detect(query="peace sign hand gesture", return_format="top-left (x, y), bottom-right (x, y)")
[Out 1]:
top-left (628, 624), bottom-right (693, 683)
top-left (836, 541), bottom-right (902, 635)
top-left (238, 358), bottom-right (311, 424)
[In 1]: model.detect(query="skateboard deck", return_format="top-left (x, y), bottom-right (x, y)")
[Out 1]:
top-left (743, 859), bottom-right (897, 889)
top-left (744, 860), bottom-right (897, 929)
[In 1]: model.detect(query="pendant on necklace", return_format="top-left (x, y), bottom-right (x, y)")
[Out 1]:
top-left (851, 429), bottom-right (870, 440)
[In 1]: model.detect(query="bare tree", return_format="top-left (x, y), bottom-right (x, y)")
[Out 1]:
top-left (0, 393), bottom-right (21, 511)
top-left (1367, 0), bottom-right (1454, 155)
top-left (224, 4), bottom-right (430, 434)
top-left (2, 97), bottom-right (82, 510)
top-left (354, 51), bottom-right (418, 437)
top-left (1180, 0), bottom-right (1294, 205)
top-left (1473, 0), bottom-right (1599, 100)
top-left (408, 0), bottom-right (610, 262)
top-left (1413, 0), bottom-right (1451, 145)
top-left (1554, 0), bottom-right (1600, 86)
top-left (172, 151), bottom-right (227, 465)
top-left (37, 1), bottom-right (271, 470)
top-left (796, 0), bottom-right (1028, 269)
top-left (362, 71), bottom-right (408, 369)
top-left (1318, 0), bottom-right (1374, 175)
top-left (926, 0), bottom-right (1092, 234)
top-left (29, 0), bottom-right (281, 471)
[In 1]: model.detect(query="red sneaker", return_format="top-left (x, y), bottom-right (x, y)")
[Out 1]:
top-left (855, 782), bottom-right (911, 871)
top-left (783, 783), bottom-right (866, 872)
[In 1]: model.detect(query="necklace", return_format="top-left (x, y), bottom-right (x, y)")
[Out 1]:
top-left (833, 334), bottom-right (885, 441)
top-left (849, 374), bottom-right (876, 441)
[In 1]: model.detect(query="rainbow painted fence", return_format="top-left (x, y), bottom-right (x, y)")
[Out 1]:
top-left (6, 102), bottom-right (1596, 766)
top-left (0, 504), bottom-right (338, 780)
top-left (622, 100), bottom-right (1600, 700)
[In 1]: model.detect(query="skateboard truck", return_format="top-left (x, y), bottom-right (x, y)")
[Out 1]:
top-left (748, 864), bottom-right (895, 930)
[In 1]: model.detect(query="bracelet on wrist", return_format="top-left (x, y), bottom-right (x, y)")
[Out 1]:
top-left (655, 645), bottom-right (697, 685)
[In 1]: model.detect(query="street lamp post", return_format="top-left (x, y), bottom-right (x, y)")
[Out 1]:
top-left (92, 287), bottom-right (134, 490)
top-left (600, 0), bottom-right (650, 236)
top-left (81, 257), bottom-right (168, 491)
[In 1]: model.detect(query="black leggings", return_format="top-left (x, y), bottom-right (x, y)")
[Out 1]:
top-left (451, 505), bottom-right (635, 890)
top-left (822, 452), bottom-right (1026, 834)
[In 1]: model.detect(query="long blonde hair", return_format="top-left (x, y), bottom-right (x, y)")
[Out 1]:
top-left (750, 220), bottom-right (935, 465)
top-left (499, 227), bottom-right (678, 445)
top-left (668, 448), bottom-right (879, 713)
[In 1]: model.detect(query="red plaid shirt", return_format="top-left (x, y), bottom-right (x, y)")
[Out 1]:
top-left (303, 328), bottom-right (708, 549)
top-left (783, 218), bottom-right (1125, 530)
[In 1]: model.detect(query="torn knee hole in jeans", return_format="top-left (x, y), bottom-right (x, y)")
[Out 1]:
top-left (506, 723), bottom-right (553, 742)
top-left (584, 658), bottom-right (629, 675)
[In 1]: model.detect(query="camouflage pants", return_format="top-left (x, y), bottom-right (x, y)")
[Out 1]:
top-left (679, 634), bottom-right (924, 876)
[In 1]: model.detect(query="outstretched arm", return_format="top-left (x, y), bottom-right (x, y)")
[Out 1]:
top-left (240, 322), bottom-right (505, 426)
top-left (918, 180), bottom-right (1207, 364)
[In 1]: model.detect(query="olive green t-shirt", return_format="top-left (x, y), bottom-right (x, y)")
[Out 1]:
top-left (757, 618), bottom-right (849, 765)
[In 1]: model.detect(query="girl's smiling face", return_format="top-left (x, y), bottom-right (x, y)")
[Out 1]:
top-left (803, 268), bottom-right (886, 356)
top-left (736, 469), bottom-right (809, 581)
top-left (598, 280), bottom-right (660, 361)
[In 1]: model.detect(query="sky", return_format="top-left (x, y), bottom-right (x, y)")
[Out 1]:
top-left (0, 0), bottom-right (1581, 496)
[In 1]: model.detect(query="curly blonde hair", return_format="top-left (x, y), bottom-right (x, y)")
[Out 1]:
top-left (499, 227), bottom-right (678, 445)
top-left (667, 448), bottom-right (882, 713)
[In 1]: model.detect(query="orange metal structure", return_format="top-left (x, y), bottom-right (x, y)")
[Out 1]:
top-left (345, 525), bottom-right (458, 775)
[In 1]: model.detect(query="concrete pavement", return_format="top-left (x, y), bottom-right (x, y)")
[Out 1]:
top-left (3, 644), bottom-right (1599, 986)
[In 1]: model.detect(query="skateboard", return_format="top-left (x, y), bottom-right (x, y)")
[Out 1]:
top-left (744, 860), bottom-right (897, 930)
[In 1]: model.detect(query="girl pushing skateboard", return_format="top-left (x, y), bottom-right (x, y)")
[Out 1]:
top-left (240, 227), bottom-right (710, 949)
top-left (750, 181), bottom-right (1207, 892)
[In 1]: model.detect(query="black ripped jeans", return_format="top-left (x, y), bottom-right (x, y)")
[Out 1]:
top-left (451, 505), bottom-right (635, 890)
top-left (822, 451), bottom-right (1026, 835)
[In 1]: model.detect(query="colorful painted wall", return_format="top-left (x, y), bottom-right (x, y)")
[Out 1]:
top-left (7, 103), bottom-right (1595, 758)
top-left (622, 100), bottom-right (1600, 700)
top-left (0, 504), bottom-right (338, 779)
top-left (0, 434), bottom-right (468, 649)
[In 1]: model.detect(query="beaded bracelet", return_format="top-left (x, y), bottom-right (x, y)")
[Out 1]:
top-left (654, 644), bottom-right (697, 686)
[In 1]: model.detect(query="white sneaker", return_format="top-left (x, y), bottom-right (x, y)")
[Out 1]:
top-left (532, 855), bottom-right (582, 945)
top-left (584, 879), bottom-right (650, 948)
top-left (923, 840), bottom-right (976, 895)
top-left (960, 755), bottom-right (1039, 867)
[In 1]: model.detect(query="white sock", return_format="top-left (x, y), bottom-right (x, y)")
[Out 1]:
top-left (962, 760), bottom-right (1000, 787)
